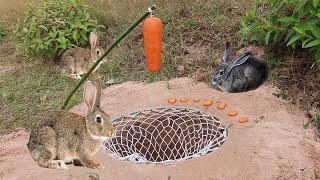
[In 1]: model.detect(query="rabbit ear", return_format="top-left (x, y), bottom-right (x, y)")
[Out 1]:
top-left (89, 32), bottom-right (98, 49)
top-left (84, 80), bottom-right (101, 113)
top-left (223, 42), bottom-right (231, 63)
top-left (231, 52), bottom-right (252, 67)
top-left (92, 80), bottom-right (102, 107)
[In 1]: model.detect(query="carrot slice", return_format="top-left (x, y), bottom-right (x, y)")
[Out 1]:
top-left (193, 98), bottom-right (200, 102)
top-left (228, 110), bottom-right (238, 116)
top-left (203, 99), bottom-right (213, 106)
top-left (168, 98), bottom-right (176, 104)
top-left (239, 117), bottom-right (249, 123)
top-left (217, 102), bottom-right (226, 109)
top-left (180, 98), bottom-right (188, 102)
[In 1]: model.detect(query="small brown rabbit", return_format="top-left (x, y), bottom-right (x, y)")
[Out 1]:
top-left (27, 80), bottom-right (114, 170)
top-left (59, 32), bottom-right (106, 79)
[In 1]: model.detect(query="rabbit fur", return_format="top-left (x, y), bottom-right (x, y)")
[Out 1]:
top-left (27, 80), bottom-right (114, 170)
top-left (212, 42), bottom-right (267, 93)
top-left (59, 32), bottom-right (106, 79)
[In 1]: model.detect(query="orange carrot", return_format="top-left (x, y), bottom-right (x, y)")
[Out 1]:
top-left (228, 110), bottom-right (238, 116)
top-left (193, 98), bottom-right (200, 102)
top-left (143, 17), bottom-right (163, 72)
top-left (180, 98), bottom-right (188, 102)
top-left (168, 98), bottom-right (176, 104)
top-left (217, 102), bottom-right (226, 109)
top-left (239, 117), bottom-right (249, 123)
top-left (203, 99), bottom-right (213, 106)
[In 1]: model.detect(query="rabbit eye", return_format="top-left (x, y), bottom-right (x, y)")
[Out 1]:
top-left (96, 50), bottom-right (100, 55)
top-left (96, 116), bottom-right (102, 124)
top-left (219, 71), bottom-right (224, 75)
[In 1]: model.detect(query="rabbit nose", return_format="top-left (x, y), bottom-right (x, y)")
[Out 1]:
top-left (212, 79), bottom-right (218, 85)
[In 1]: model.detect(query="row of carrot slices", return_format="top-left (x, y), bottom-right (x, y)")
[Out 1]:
top-left (168, 98), bottom-right (249, 123)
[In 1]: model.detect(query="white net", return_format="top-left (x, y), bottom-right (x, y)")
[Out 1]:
top-left (104, 106), bottom-right (228, 164)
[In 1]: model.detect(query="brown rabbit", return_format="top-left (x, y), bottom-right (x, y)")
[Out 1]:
top-left (59, 32), bottom-right (106, 79)
top-left (27, 80), bottom-right (114, 170)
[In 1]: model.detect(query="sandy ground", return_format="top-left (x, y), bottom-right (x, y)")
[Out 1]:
top-left (1, 78), bottom-right (320, 180)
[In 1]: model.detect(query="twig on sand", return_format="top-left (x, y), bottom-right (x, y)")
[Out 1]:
top-left (234, 115), bottom-right (266, 129)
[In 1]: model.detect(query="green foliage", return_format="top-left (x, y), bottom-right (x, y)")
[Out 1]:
top-left (13, 0), bottom-right (103, 58)
top-left (239, 0), bottom-right (320, 64)
top-left (303, 111), bottom-right (320, 130)
top-left (0, 61), bottom-right (83, 130)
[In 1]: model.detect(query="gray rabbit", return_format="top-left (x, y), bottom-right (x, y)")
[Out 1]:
top-left (212, 42), bottom-right (267, 93)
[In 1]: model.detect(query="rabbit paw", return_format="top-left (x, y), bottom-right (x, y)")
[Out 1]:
top-left (88, 163), bottom-right (104, 169)
top-left (49, 160), bottom-right (68, 170)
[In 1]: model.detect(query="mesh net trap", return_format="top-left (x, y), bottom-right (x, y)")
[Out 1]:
top-left (104, 106), bottom-right (228, 164)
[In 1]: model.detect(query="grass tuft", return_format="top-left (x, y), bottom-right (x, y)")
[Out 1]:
top-left (0, 41), bottom-right (82, 130)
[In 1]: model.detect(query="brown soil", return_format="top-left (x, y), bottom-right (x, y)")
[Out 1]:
top-left (0, 78), bottom-right (319, 179)
top-left (0, 39), bottom-right (25, 71)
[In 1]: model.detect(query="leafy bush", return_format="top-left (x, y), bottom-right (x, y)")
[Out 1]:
top-left (13, 0), bottom-right (103, 58)
top-left (239, 0), bottom-right (320, 64)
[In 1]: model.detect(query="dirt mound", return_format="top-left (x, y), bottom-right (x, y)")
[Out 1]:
top-left (0, 78), bottom-right (319, 179)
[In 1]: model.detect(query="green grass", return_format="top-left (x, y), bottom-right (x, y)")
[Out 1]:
top-left (90, 0), bottom-right (252, 84)
top-left (264, 48), bottom-right (320, 112)
top-left (0, 0), bottom-right (319, 132)
top-left (0, 55), bottom-right (83, 130)
top-left (315, 112), bottom-right (320, 136)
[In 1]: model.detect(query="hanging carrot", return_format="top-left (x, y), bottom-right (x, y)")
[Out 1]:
top-left (143, 16), bottom-right (163, 72)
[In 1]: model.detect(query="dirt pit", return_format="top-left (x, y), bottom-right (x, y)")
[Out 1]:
top-left (1, 78), bottom-right (320, 179)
